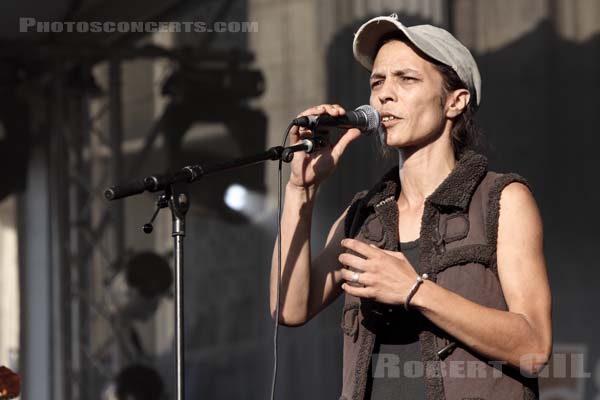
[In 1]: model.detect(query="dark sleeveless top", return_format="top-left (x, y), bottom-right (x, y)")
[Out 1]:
top-left (365, 239), bottom-right (426, 400)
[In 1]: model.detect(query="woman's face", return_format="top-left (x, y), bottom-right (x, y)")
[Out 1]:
top-left (369, 40), bottom-right (447, 149)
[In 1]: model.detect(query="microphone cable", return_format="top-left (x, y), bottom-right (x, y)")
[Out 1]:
top-left (270, 122), bottom-right (295, 400)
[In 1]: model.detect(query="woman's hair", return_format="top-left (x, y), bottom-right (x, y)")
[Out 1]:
top-left (373, 34), bottom-right (482, 160)
top-left (433, 62), bottom-right (482, 158)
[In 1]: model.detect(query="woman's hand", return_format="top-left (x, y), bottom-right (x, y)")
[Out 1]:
top-left (288, 104), bottom-right (362, 189)
top-left (337, 238), bottom-right (419, 305)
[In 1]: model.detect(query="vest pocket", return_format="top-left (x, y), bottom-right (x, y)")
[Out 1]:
top-left (340, 302), bottom-right (360, 342)
top-left (441, 212), bottom-right (470, 244)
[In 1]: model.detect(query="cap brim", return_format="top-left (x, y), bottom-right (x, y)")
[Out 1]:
top-left (353, 16), bottom-right (413, 71)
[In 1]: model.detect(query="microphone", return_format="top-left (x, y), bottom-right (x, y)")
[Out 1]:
top-left (292, 105), bottom-right (380, 135)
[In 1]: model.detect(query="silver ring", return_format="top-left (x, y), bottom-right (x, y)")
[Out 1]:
top-left (351, 271), bottom-right (361, 284)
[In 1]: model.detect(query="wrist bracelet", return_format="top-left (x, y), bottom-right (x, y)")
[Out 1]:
top-left (404, 273), bottom-right (429, 311)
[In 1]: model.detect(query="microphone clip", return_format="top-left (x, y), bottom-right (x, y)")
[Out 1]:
top-left (280, 132), bottom-right (330, 163)
top-left (302, 132), bottom-right (329, 153)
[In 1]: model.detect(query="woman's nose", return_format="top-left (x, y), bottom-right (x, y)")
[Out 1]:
top-left (377, 81), bottom-right (396, 104)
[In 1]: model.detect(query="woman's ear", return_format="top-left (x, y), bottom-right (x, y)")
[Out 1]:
top-left (445, 89), bottom-right (470, 118)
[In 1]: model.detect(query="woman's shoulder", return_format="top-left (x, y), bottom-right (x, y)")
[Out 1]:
top-left (478, 169), bottom-right (532, 202)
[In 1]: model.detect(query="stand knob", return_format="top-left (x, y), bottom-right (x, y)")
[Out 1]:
top-left (143, 223), bottom-right (154, 234)
top-left (142, 194), bottom-right (168, 235)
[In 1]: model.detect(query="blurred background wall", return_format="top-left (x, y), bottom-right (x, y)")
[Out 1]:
top-left (0, 0), bottom-right (598, 399)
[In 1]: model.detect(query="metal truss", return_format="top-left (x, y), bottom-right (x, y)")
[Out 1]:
top-left (46, 59), bottom-right (131, 400)
top-left (48, 52), bottom-right (183, 399)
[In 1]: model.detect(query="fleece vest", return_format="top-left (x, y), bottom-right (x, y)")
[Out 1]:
top-left (340, 151), bottom-right (539, 400)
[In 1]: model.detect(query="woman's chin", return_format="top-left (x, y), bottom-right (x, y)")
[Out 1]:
top-left (385, 133), bottom-right (410, 148)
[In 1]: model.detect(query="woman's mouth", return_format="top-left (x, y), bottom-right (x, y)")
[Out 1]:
top-left (381, 115), bottom-right (401, 127)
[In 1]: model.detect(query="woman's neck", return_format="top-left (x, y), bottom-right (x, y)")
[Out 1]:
top-left (397, 141), bottom-right (456, 209)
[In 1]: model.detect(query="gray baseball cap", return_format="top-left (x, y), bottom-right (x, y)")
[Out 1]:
top-left (353, 13), bottom-right (481, 107)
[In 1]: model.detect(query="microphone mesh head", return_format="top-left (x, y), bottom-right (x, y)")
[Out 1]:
top-left (355, 105), bottom-right (380, 135)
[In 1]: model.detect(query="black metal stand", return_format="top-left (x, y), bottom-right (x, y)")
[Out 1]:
top-left (165, 182), bottom-right (189, 400)
top-left (104, 138), bottom-right (322, 400)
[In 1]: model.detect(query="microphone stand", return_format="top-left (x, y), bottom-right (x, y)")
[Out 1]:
top-left (104, 137), bottom-right (322, 400)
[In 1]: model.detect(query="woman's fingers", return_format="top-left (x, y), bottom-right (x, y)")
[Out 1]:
top-left (287, 104), bottom-right (355, 186)
top-left (338, 252), bottom-right (371, 272)
top-left (339, 268), bottom-right (372, 286)
top-left (341, 282), bottom-right (374, 299)
top-left (340, 238), bottom-right (382, 259)
top-left (295, 104), bottom-right (346, 119)
top-left (292, 104), bottom-right (347, 144)
top-left (331, 128), bottom-right (362, 162)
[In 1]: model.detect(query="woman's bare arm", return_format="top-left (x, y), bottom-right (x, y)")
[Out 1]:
top-left (269, 184), bottom-right (348, 326)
